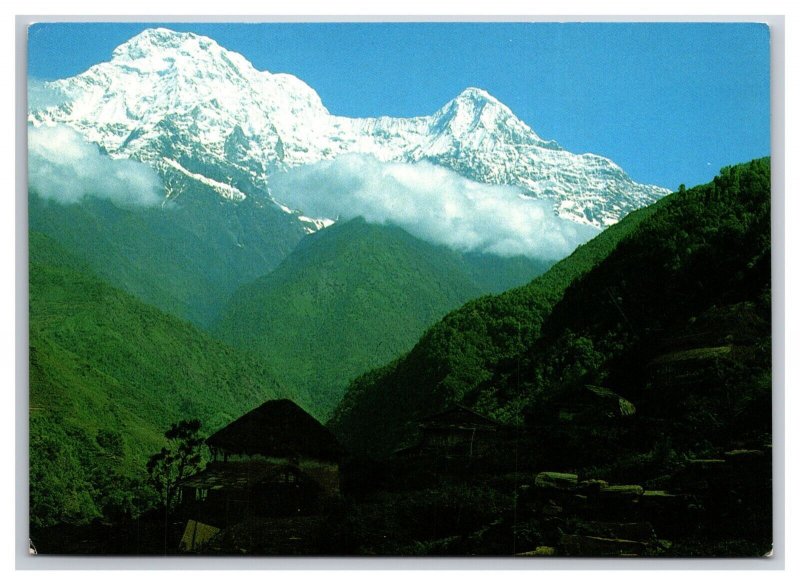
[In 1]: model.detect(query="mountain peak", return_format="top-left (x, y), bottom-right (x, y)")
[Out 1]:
top-left (31, 29), bottom-right (670, 229)
top-left (455, 87), bottom-right (500, 104)
top-left (112, 27), bottom-right (205, 57)
top-left (109, 27), bottom-right (255, 76)
top-left (128, 27), bottom-right (191, 42)
top-left (438, 86), bottom-right (512, 119)
top-left (430, 85), bottom-right (526, 140)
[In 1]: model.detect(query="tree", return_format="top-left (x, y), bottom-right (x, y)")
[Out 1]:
top-left (146, 419), bottom-right (205, 511)
top-left (96, 429), bottom-right (124, 459)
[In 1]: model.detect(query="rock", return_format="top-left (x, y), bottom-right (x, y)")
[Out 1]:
top-left (535, 472), bottom-right (578, 490)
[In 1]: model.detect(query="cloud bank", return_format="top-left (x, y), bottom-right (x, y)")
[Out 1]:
top-left (270, 154), bottom-right (598, 260)
top-left (28, 124), bottom-right (163, 207)
top-left (28, 79), bottom-right (70, 111)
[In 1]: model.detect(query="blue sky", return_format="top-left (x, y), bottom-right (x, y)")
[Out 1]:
top-left (28, 22), bottom-right (771, 190)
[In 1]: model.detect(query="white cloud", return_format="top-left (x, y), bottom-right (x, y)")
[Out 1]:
top-left (28, 79), bottom-right (70, 110)
top-left (270, 154), bottom-right (598, 260)
top-left (28, 124), bottom-right (163, 207)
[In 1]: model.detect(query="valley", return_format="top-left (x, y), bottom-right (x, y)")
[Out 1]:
top-left (25, 25), bottom-right (773, 558)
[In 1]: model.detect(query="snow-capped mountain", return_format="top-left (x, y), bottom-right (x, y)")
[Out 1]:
top-left (29, 27), bottom-right (670, 228)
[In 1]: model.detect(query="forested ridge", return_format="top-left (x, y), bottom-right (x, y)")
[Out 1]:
top-left (330, 158), bottom-right (771, 460)
top-left (29, 232), bottom-right (287, 528)
top-left (214, 217), bottom-right (549, 419)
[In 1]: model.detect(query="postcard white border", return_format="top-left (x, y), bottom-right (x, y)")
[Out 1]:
top-left (10, 11), bottom-right (788, 574)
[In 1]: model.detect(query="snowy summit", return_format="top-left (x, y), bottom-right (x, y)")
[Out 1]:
top-left (29, 27), bottom-right (670, 228)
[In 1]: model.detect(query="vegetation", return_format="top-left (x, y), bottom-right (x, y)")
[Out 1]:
top-left (28, 158), bottom-right (772, 557)
top-left (29, 232), bottom-right (287, 529)
top-left (329, 186), bottom-right (667, 456)
top-left (147, 420), bottom-right (206, 510)
top-left (330, 158), bottom-right (771, 460)
top-left (29, 186), bottom-right (306, 328)
top-left (213, 217), bottom-right (549, 419)
top-left (318, 159), bottom-right (771, 557)
top-left (518, 158), bottom-right (771, 453)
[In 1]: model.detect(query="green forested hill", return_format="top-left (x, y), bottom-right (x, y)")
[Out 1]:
top-left (29, 232), bottom-right (288, 528)
top-left (213, 218), bottom-right (549, 420)
top-left (328, 197), bottom-right (668, 456)
top-left (29, 188), bottom-right (306, 328)
top-left (330, 159), bottom-right (771, 459)
top-left (517, 158), bottom-right (771, 452)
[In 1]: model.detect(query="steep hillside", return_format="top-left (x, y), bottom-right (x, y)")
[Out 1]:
top-left (516, 158), bottom-right (771, 454)
top-left (213, 218), bottom-right (549, 419)
top-left (29, 188), bottom-right (306, 327)
top-left (330, 159), bottom-right (770, 459)
top-left (29, 232), bottom-right (289, 528)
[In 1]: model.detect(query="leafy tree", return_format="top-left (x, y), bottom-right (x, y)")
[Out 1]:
top-left (90, 465), bottom-right (153, 523)
top-left (146, 419), bottom-right (205, 510)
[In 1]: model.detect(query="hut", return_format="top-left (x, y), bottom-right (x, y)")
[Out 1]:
top-left (416, 404), bottom-right (504, 458)
top-left (179, 399), bottom-right (343, 536)
top-left (648, 346), bottom-right (735, 390)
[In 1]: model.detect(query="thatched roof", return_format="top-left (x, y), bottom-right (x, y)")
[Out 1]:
top-left (206, 399), bottom-right (343, 462)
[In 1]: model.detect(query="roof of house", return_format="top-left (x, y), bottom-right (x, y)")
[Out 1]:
top-left (206, 399), bottom-right (343, 462)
